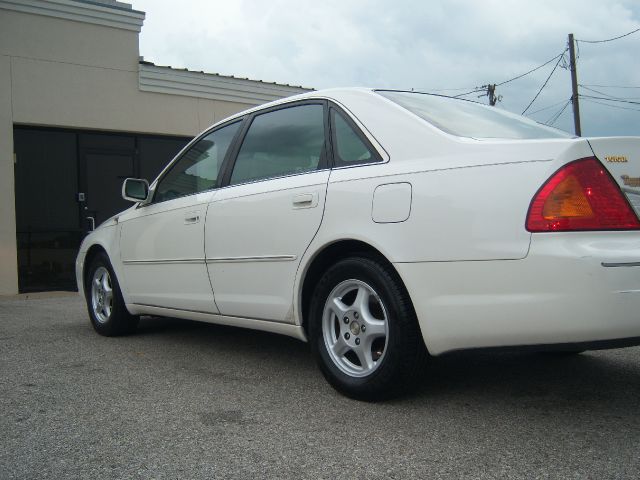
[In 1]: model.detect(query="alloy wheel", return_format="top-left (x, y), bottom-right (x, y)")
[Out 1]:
top-left (322, 279), bottom-right (389, 377)
top-left (91, 266), bottom-right (113, 324)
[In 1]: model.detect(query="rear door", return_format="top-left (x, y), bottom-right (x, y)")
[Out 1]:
top-left (205, 101), bottom-right (330, 322)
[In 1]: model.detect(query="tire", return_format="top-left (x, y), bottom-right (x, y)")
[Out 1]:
top-left (85, 252), bottom-right (139, 336)
top-left (308, 256), bottom-right (427, 401)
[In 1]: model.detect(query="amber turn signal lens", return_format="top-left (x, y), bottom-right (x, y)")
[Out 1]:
top-left (542, 175), bottom-right (593, 219)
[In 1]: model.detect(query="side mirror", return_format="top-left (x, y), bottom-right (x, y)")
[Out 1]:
top-left (122, 178), bottom-right (150, 203)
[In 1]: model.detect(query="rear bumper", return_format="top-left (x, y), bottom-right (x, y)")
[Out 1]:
top-left (394, 232), bottom-right (640, 355)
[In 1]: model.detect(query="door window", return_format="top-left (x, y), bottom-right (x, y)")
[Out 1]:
top-left (229, 104), bottom-right (325, 186)
top-left (154, 121), bottom-right (241, 202)
top-left (139, 136), bottom-right (191, 183)
top-left (331, 109), bottom-right (380, 167)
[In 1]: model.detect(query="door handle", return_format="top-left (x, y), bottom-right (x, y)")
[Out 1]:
top-left (292, 192), bottom-right (318, 209)
top-left (86, 216), bottom-right (95, 231)
top-left (184, 212), bottom-right (200, 225)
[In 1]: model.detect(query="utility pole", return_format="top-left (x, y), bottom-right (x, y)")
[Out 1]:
top-left (568, 33), bottom-right (582, 136)
top-left (480, 84), bottom-right (499, 106)
top-left (487, 84), bottom-right (497, 106)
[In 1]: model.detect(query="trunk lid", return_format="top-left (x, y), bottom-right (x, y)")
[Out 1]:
top-left (587, 137), bottom-right (640, 217)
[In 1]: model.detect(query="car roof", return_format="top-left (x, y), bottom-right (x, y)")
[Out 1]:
top-left (213, 87), bottom-right (377, 126)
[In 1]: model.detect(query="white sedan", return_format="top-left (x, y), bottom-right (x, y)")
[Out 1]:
top-left (76, 88), bottom-right (640, 400)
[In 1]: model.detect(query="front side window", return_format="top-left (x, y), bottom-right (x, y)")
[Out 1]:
top-left (230, 104), bottom-right (325, 186)
top-left (154, 121), bottom-right (240, 202)
top-left (331, 109), bottom-right (378, 166)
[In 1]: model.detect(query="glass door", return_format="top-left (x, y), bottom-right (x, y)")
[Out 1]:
top-left (13, 127), bottom-right (190, 292)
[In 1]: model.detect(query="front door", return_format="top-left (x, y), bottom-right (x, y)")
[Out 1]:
top-left (119, 120), bottom-right (243, 312)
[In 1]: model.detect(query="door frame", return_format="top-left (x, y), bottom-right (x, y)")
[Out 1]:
top-left (78, 136), bottom-right (137, 234)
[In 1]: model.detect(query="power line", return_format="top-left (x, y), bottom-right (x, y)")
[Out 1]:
top-left (580, 85), bottom-right (620, 98)
top-left (579, 85), bottom-right (640, 100)
top-left (582, 97), bottom-right (640, 113)
top-left (577, 27), bottom-right (640, 44)
top-left (580, 83), bottom-right (640, 89)
top-left (526, 98), bottom-right (572, 116)
top-left (456, 48), bottom-right (567, 107)
top-left (545, 99), bottom-right (572, 125)
top-left (546, 100), bottom-right (572, 125)
top-left (429, 87), bottom-right (480, 92)
top-left (521, 54), bottom-right (564, 114)
top-left (496, 51), bottom-right (566, 86)
top-left (427, 48), bottom-right (567, 104)
top-left (580, 94), bottom-right (640, 105)
top-left (452, 88), bottom-right (485, 98)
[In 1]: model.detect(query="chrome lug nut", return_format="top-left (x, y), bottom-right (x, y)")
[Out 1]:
top-left (354, 311), bottom-right (359, 319)
top-left (343, 316), bottom-right (349, 324)
top-left (344, 332), bottom-right (350, 340)
top-left (361, 325), bottom-right (366, 332)
top-left (355, 338), bottom-right (361, 345)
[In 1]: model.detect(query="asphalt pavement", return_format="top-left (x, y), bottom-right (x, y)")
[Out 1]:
top-left (1, 294), bottom-right (639, 479)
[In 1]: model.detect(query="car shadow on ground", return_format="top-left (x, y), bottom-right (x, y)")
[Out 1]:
top-left (135, 315), bottom-right (308, 352)
top-left (413, 349), bottom-right (640, 411)
top-left (134, 315), bottom-right (314, 368)
top-left (132, 315), bottom-right (640, 409)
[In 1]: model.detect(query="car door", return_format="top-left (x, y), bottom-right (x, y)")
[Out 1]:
top-left (119, 120), bottom-right (242, 312)
top-left (205, 101), bottom-right (330, 322)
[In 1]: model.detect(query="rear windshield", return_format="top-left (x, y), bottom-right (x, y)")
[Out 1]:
top-left (376, 90), bottom-right (572, 140)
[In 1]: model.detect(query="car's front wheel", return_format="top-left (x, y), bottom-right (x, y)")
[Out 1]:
top-left (85, 252), bottom-right (139, 336)
top-left (309, 256), bottom-right (426, 401)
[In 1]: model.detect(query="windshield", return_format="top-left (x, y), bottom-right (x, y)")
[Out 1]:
top-left (377, 90), bottom-right (573, 140)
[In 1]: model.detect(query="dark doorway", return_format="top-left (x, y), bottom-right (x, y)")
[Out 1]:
top-left (14, 126), bottom-right (190, 292)
top-left (78, 133), bottom-right (137, 229)
top-left (14, 129), bottom-right (81, 292)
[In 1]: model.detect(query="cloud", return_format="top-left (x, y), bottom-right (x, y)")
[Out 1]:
top-left (133, 0), bottom-right (639, 136)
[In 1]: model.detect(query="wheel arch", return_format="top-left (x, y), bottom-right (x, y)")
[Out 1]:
top-left (298, 239), bottom-right (416, 336)
top-left (82, 244), bottom-right (108, 293)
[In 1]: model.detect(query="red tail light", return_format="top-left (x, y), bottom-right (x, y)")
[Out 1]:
top-left (526, 157), bottom-right (640, 232)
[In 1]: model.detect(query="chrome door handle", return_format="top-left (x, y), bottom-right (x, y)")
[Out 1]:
top-left (86, 216), bottom-right (95, 231)
top-left (292, 192), bottom-right (318, 209)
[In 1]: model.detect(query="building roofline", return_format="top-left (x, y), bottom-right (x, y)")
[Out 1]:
top-left (139, 60), bottom-right (313, 106)
top-left (73, 0), bottom-right (144, 15)
top-left (0, 0), bottom-right (145, 32)
top-left (138, 59), bottom-right (313, 91)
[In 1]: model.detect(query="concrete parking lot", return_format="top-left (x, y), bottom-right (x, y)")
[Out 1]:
top-left (1, 294), bottom-right (639, 479)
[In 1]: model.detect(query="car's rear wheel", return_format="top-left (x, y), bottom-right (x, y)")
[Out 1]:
top-left (309, 256), bottom-right (426, 401)
top-left (85, 252), bottom-right (138, 336)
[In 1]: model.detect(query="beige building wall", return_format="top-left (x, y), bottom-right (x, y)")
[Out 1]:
top-left (2, 7), bottom-right (249, 137)
top-left (0, 53), bottom-right (17, 294)
top-left (0, 1), bottom-right (308, 294)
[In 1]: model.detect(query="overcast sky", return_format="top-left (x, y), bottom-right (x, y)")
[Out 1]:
top-left (132, 0), bottom-right (639, 136)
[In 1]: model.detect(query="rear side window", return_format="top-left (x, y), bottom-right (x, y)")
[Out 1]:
top-left (154, 121), bottom-right (240, 202)
top-left (230, 104), bottom-right (325, 185)
top-left (331, 109), bottom-right (380, 166)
